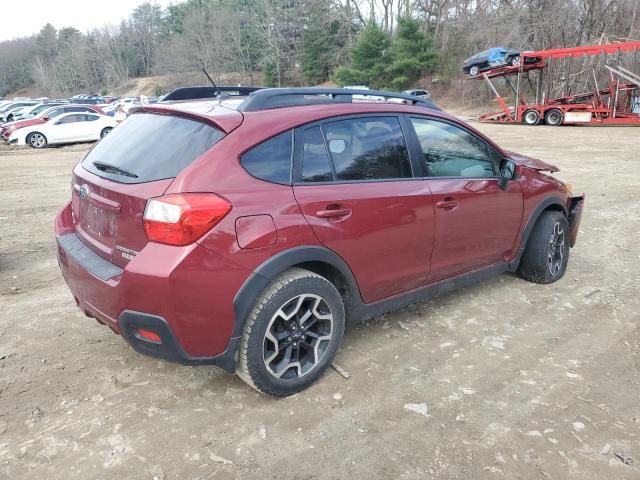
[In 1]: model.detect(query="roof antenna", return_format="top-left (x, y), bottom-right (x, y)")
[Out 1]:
top-left (202, 68), bottom-right (228, 99)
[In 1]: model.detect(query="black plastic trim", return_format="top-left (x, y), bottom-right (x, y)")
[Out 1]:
top-left (237, 88), bottom-right (440, 112)
top-left (232, 246), bottom-right (362, 339)
top-left (118, 310), bottom-right (239, 373)
top-left (228, 246), bottom-right (513, 370)
top-left (58, 233), bottom-right (123, 281)
top-left (352, 262), bottom-right (509, 322)
top-left (508, 196), bottom-right (568, 271)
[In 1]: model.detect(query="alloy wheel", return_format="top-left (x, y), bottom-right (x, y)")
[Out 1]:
top-left (30, 133), bottom-right (45, 148)
top-left (263, 293), bottom-right (333, 380)
top-left (548, 222), bottom-right (565, 276)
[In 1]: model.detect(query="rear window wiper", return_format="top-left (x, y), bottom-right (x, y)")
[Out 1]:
top-left (92, 161), bottom-right (138, 178)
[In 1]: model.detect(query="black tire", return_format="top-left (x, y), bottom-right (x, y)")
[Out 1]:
top-left (510, 55), bottom-right (521, 67)
top-left (544, 109), bottom-right (563, 126)
top-left (523, 109), bottom-right (540, 125)
top-left (469, 65), bottom-right (480, 76)
top-left (6, 114), bottom-right (14, 122)
top-left (26, 132), bottom-right (47, 149)
top-left (100, 127), bottom-right (113, 138)
top-left (237, 268), bottom-right (345, 397)
top-left (518, 211), bottom-right (570, 284)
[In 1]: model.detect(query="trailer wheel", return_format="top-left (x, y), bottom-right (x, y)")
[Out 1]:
top-left (523, 110), bottom-right (540, 125)
top-left (545, 109), bottom-right (564, 126)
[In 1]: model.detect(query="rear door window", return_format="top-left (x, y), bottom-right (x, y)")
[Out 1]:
top-left (82, 113), bottom-right (224, 184)
top-left (321, 116), bottom-right (412, 181)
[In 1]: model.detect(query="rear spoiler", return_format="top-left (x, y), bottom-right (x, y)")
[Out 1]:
top-left (129, 105), bottom-right (243, 133)
top-left (160, 86), bottom-right (265, 102)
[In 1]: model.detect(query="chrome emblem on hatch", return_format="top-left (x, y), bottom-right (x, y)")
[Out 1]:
top-left (115, 245), bottom-right (138, 261)
top-left (79, 184), bottom-right (90, 199)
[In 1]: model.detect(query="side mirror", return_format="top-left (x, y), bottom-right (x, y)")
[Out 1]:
top-left (500, 159), bottom-right (517, 180)
top-left (499, 159), bottom-right (521, 190)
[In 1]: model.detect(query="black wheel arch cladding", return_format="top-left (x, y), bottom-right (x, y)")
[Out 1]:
top-left (509, 196), bottom-right (568, 272)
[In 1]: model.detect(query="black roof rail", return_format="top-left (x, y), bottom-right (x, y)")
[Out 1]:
top-left (160, 86), bottom-right (265, 102)
top-left (236, 87), bottom-right (440, 112)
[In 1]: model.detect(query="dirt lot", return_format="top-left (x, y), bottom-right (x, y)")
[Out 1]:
top-left (0, 124), bottom-right (639, 480)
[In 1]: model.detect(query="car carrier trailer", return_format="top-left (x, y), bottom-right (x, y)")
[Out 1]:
top-left (467, 41), bottom-right (640, 126)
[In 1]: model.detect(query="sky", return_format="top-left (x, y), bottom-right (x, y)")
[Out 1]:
top-left (0, 0), bottom-right (175, 42)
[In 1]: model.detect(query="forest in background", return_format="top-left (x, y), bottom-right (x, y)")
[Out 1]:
top-left (0, 0), bottom-right (639, 99)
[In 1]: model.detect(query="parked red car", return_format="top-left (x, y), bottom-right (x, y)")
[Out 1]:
top-left (1, 105), bottom-right (104, 141)
top-left (55, 88), bottom-right (584, 396)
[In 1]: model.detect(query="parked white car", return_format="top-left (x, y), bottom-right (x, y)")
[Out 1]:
top-left (0, 101), bottom-right (38, 123)
top-left (11, 102), bottom-right (66, 121)
top-left (8, 112), bottom-right (118, 148)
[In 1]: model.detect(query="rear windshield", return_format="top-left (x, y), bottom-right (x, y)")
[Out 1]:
top-left (82, 113), bottom-right (224, 184)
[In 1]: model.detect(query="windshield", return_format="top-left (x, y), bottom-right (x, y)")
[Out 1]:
top-left (81, 113), bottom-right (224, 184)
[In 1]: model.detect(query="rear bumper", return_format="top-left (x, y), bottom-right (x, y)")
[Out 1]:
top-left (568, 195), bottom-right (585, 247)
top-left (55, 201), bottom-right (252, 369)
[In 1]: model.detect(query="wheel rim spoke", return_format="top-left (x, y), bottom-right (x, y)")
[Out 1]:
top-left (263, 293), bottom-right (333, 381)
top-left (547, 222), bottom-right (565, 276)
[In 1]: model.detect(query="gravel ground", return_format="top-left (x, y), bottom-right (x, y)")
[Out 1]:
top-left (0, 124), bottom-right (639, 479)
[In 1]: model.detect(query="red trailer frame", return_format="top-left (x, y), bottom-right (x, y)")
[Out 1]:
top-left (468, 41), bottom-right (640, 126)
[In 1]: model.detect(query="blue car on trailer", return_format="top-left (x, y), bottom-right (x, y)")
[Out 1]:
top-left (463, 47), bottom-right (541, 76)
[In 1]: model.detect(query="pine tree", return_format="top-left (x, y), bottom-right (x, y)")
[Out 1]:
top-left (333, 22), bottom-right (390, 88)
top-left (385, 17), bottom-right (438, 90)
top-left (301, 19), bottom-right (342, 85)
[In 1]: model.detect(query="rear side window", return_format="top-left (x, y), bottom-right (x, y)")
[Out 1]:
top-left (57, 114), bottom-right (85, 124)
top-left (322, 117), bottom-right (412, 181)
top-left (82, 113), bottom-right (224, 184)
top-left (240, 130), bottom-right (292, 184)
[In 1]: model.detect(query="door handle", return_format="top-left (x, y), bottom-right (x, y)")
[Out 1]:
top-left (315, 207), bottom-right (351, 219)
top-left (436, 197), bottom-right (460, 210)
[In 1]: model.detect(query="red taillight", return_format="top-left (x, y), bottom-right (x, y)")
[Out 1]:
top-left (143, 193), bottom-right (231, 246)
top-left (137, 329), bottom-right (161, 342)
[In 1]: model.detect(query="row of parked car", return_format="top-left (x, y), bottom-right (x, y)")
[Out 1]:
top-left (0, 95), bottom-right (156, 149)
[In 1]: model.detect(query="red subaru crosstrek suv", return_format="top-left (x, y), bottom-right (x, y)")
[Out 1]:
top-left (55, 88), bottom-right (584, 396)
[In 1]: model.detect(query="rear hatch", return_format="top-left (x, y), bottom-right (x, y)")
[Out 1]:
top-left (72, 111), bottom-right (228, 268)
